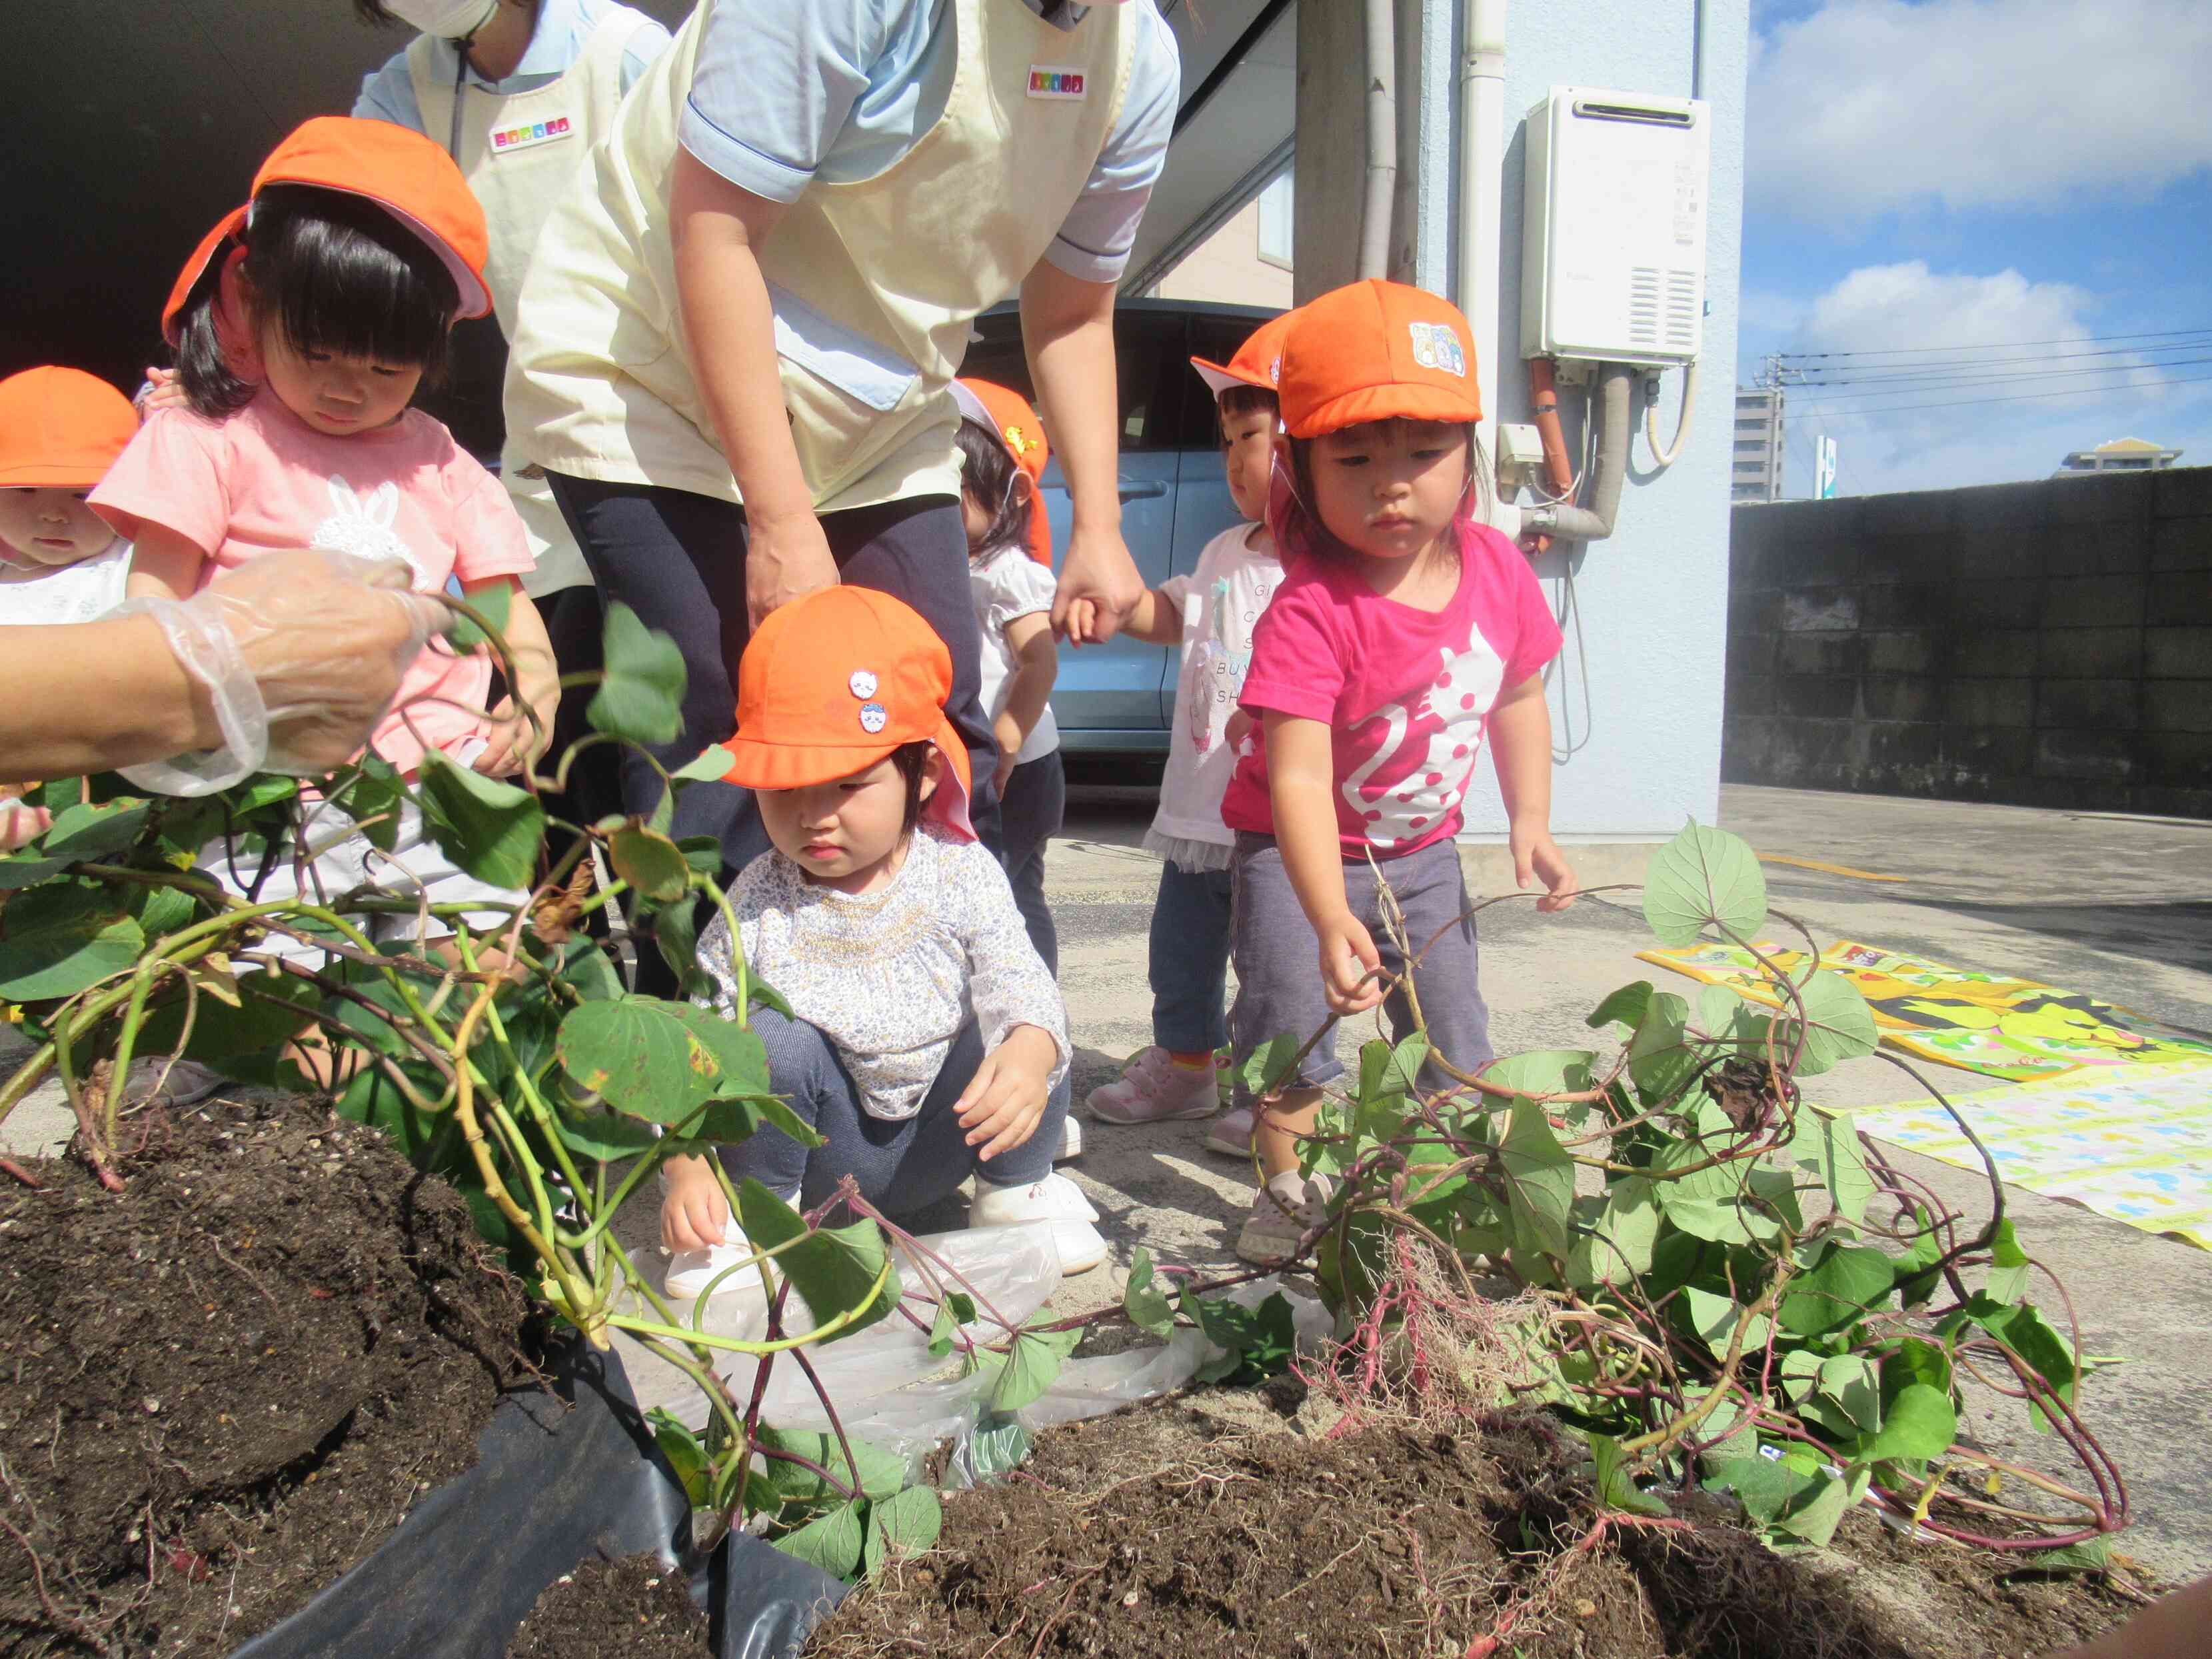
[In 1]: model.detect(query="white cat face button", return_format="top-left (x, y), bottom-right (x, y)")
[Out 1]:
top-left (858, 702), bottom-right (888, 734)
top-left (848, 670), bottom-right (879, 700)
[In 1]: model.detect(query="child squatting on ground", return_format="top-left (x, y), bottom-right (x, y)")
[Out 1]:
top-left (1084, 312), bottom-right (1295, 1156)
top-left (1221, 279), bottom-right (1580, 1267)
top-left (656, 586), bottom-right (1106, 1298)
top-left (90, 119), bottom-right (560, 1022)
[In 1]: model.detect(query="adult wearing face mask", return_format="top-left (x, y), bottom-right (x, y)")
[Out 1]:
top-left (351, 0), bottom-right (672, 837)
top-left (503, 0), bottom-right (1179, 882)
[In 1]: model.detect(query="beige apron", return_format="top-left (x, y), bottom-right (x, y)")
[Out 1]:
top-left (409, 10), bottom-right (651, 595)
top-left (503, 0), bottom-right (1135, 517)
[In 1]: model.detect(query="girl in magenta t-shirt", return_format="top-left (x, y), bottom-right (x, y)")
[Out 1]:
top-left (1218, 279), bottom-right (1579, 1267)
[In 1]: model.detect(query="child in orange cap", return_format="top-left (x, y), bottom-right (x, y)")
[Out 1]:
top-left (0, 367), bottom-right (139, 627)
top-left (658, 585), bottom-right (1104, 1296)
top-left (1218, 280), bottom-right (1578, 1266)
top-left (89, 119), bottom-right (560, 972)
top-left (1084, 311), bottom-right (1293, 1154)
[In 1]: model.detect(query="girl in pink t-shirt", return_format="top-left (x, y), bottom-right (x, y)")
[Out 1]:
top-left (1218, 280), bottom-right (1579, 1267)
top-left (93, 120), bottom-right (558, 1009)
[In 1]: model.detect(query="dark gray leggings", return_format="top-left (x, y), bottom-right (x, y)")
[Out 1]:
top-left (716, 1008), bottom-right (1064, 1216)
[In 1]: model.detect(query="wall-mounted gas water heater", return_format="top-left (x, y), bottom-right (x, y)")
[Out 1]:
top-left (1509, 87), bottom-right (1711, 547)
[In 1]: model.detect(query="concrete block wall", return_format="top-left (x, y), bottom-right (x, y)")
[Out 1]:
top-left (1725, 467), bottom-right (2212, 817)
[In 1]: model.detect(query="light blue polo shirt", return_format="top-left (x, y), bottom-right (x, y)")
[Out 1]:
top-left (679, 0), bottom-right (1180, 284)
top-left (353, 0), bottom-right (672, 135)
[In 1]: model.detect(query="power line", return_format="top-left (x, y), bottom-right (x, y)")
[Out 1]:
top-left (1787, 370), bottom-right (2212, 421)
top-left (1795, 338), bottom-right (2212, 383)
top-left (1787, 353), bottom-right (2212, 403)
top-left (1779, 325), bottom-right (2212, 361)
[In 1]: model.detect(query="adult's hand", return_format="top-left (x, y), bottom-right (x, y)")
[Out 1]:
top-left (743, 507), bottom-right (839, 633)
top-left (1054, 524), bottom-right (1146, 647)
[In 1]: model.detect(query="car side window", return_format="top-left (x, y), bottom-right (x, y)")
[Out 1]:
top-left (958, 310), bottom-right (1192, 454)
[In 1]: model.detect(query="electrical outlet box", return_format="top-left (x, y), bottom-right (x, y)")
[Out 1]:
top-left (1496, 423), bottom-right (1546, 471)
top-left (1522, 87), bottom-right (1709, 367)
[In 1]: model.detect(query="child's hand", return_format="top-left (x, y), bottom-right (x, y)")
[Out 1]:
top-left (956, 1024), bottom-right (1058, 1162)
top-left (470, 695), bottom-right (551, 778)
top-left (136, 367), bottom-right (186, 419)
top-left (0, 798), bottom-right (51, 852)
top-left (1224, 709), bottom-right (1254, 751)
top-left (660, 1159), bottom-right (732, 1252)
top-left (1511, 823), bottom-right (1579, 913)
top-left (1318, 910), bottom-right (1385, 1015)
top-left (992, 712), bottom-right (1022, 794)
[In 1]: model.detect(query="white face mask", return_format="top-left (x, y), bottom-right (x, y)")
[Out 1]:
top-left (380, 0), bottom-right (500, 38)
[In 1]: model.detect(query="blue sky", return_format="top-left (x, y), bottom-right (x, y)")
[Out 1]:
top-left (1739, 0), bottom-right (2212, 495)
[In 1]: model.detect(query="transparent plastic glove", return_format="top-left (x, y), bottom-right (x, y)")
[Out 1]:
top-left (118, 550), bottom-right (447, 795)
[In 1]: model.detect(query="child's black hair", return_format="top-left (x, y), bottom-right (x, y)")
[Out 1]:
top-left (888, 741), bottom-right (937, 832)
top-left (173, 184), bottom-right (458, 419)
top-left (954, 415), bottom-right (1034, 562)
top-left (1280, 419), bottom-right (1492, 563)
top-left (1218, 383), bottom-right (1279, 434)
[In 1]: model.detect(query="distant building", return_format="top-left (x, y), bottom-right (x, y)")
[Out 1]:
top-left (1150, 167), bottom-right (1296, 309)
top-left (1733, 387), bottom-right (1784, 503)
top-left (2053, 436), bottom-right (2183, 476)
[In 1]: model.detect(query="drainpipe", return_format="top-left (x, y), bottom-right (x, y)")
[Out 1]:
top-left (1358, 0), bottom-right (1399, 280)
top-left (1456, 0), bottom-right (1507, 521)
top-left (1526, 363), bottom-right (1632, 542)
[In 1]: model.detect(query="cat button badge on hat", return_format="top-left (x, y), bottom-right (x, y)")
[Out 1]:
top-left (858, 703), bottom-right (888, 735)
top-left (848, 670), bottom-right (879, 700)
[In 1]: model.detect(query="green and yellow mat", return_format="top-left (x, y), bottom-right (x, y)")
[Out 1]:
top-left (1638, 938), bottom-right (2212, 1084)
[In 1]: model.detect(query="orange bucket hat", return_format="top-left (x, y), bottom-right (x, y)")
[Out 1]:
top-left (721, 587), bottom-right (976, 838)
top-left (1190, 309), bottom-right (1296, 401)
top-left (1277, 279), bottom-right (1482, 440)
top-left (161, 116), bottom-right (491, 343)
top-left (950, 378), bottom-right (1053, 569)
top-left (0, 368), bottom-right (139, 489)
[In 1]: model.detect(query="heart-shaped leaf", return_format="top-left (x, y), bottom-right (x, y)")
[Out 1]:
top-left (588, 603), bottom-right (686, 746)
top-left (1643, 821), bottom-right (1767, 947)
top-left (416, 748), bottom-right (544, 892)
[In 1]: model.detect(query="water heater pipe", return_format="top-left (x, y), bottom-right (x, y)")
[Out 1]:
top-left (1456, 0), bottom-right (1508, 507)
top-left (1358, 0), bottom-right (1399, 280)
top-left (1526, 364), bottom-right (1632, 543)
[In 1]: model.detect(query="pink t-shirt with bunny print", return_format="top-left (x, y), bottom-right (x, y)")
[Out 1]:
top-left (92, 391), bottom-right (535, 777)
top-left (1221, 522), bottom-right (1562, 858)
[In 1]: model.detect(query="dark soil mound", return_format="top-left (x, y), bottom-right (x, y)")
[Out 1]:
top-left (810, 1402), bottom-right (2139, 1659)
top-left (0, 1094), bottom-right (536, 1656)
top-left (505, 1555), bottom-right (707, 1659)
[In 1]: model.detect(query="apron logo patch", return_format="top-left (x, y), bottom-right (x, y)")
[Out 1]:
top-left (1027, 65), bottom-right (1087, 100)
top-left (491, 115), bottom-right (574, 154)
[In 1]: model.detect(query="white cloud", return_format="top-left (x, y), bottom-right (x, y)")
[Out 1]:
top-left (1749, 0), bottom-right (2212, 221)
top-left (1772, 261), bottom-right (2209, 492)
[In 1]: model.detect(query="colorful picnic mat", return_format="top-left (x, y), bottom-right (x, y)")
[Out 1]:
top-left (1851, 1060), bottom-right (2212, 1249)
top-left (1638, 938), bottom-right (2212, 1084)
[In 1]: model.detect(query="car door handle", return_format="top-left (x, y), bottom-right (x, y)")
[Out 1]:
top-left (1117, 479), bottom-right (1168, 501)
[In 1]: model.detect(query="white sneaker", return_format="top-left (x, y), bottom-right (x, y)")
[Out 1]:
top-left (663, 1227), bottom-right (764, 1301)
top-left (970, 1172), bottom-right (1106, 1274)
top-left (1235, 1171), bottom-right (1338, 1267)
top-left (1056, 1116), bottom-right (1083, 1162)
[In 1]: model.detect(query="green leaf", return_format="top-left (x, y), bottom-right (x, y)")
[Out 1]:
top-left (29, 799), bottom-right (153, 874)
top-left (1681, 1286), bottom-right (1773, 1359)
top-left (666, 1090), bottom-right (823, 1151)
top-left (1779, 1242), bottom-right (1897, 1337)
top-left (1853, 1382), bottom-right (1956, 1466)
top-left (1959, 1298), bottom-right (2077, 1429)
top-left (552, 1103), bottom-right (660, 1162)
top-left (988, 1321), bottom-right (1082, 1411)
top-left (961, 1420), bottom-right (1032, 1483)
top-left (132, 884), bottom-right (199, 942)
top-left (1880, 1338), bottom-right (1953, 1414)
top-left (1587, 980), bottom-right (1655, 1032)
top-left (230, 775), bottom-right (303, 815)
top-left (1498, 1098), bottom-right (1576, 1274)
top-left (1482, 1048), bottom-right (1597, 1102)
top-left (1773, 1468), bottom-right (1851, 1546)
top-left (1122, 1246), bottom-right (1176, 1338)
top-left (756, 1426), bottom-right (906, 1504)
top-left (1773, 970), bottom-right (1879, 1077)
top-left (556, 996), bottom-right (773, 1121)
top-left (1891, 1206), bottom-right (1947, 1308)
top-left (1696, 983), bottom-right (1747, 1039)
top-left (1588, 1431), bottom-right (1670, 1518)
top-left (551, 935), bottom-right (624, 1002)
top-left (771, 1500), bottom-right (864, 1579)
top-left (2029, 1536), bottom-right (2113, 1575)
top-left (1643, 821), bottom-right (1767, 947)
top-left (1627, 992), bottom-right (1700, 1102)
top-left (1652, 1111), bottom-right (1773, 1246)
top-left (1812, 1355), bottom-right (1883, 1436)
top-left (926, 1291), bottom-right (978, 1358)
top-left (588, 603), bottom-right (687, 746)
top-left (670, 745), bottom-right (737, 785)
top-left (1235, 1032), bottom-right (1303, 1097)
top-left (443, 577), bottom-right (512, 651)
top-left (0, 885), bottom-right (143, 1000)
top-left (863, 1486), bottom-right (942, 1577)
top-left (1567, 1177), bottom-right (1662, 1286)
top-left (738, 1180), bottom-right (898, 1344)
top-left (652, 896), bottom-right (706, 996)
top-left (337, 757), bottom-right (405, 854)
top-left (610, 823), bottom-right (692, 904)
top-left (649, 1409), bottom-right (710, 1507)
top-left (1985, 1218), bottom-right (2031, 1306)
top-left (1788, 1107), bottom-right (1875, 1226)
top-left (1179, 1289), bottom-right (1298, 1385)
top-left (415, 747), bottom-right (545, 892)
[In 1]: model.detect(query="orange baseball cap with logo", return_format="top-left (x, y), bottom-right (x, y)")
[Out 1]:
top-left (0, 368), bottom-right (139, 489)
top-left (1276, 279), bottom-right (1482, 440)
top-left (1190, 309), bottom-right (1297, 401)
top-left (161, 115), bottom-right (491, 343)
top-left (721, 587), bottom-right (975, 838)
top-left (951, 378), bottom-right (1053, 568)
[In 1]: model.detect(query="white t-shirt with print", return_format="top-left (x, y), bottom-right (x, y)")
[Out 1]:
top-left (1146, 522), bottom-right (1284, 862)
top-left (0, 541), bottom-right (131, 627)
top-left (969, 545), bottom-right (1060, 765)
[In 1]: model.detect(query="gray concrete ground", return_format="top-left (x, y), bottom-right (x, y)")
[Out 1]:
top-left (5, 784), bottom-right (2207, 1580)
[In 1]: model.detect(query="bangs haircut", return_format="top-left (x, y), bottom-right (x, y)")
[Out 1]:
top-left (1280, 419), bottom-right (1492, 562)
top-left (953, 415), bottom-right (1034, 561)
top-left (1217, 383), bottom-right (1278, 431)
top-left (173, 184), bottom-right (458, 418)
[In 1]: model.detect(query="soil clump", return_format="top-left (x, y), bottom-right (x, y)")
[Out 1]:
top-left (505, 1555), bottom-right (707, 1659)
top-left (1, 1093), bottom-right (535, 1656)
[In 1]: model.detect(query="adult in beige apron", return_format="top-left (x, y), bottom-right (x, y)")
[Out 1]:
top-left (505, 0), bottom-right (1174, 892)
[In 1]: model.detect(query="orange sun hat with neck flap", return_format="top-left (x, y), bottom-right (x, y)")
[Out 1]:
top-left (950, 378), bottom-right (1053, 568)
top-left (720, 586), bottom-right (976, 839)
top-left (0, 368), bottom-right (139, 489)
top-left (1190, 308), bottom-right (1298, 402)
top-left (1276, 279), bottom-right (1482, 440)
top-left (161, 115), bottom-right (493, 345)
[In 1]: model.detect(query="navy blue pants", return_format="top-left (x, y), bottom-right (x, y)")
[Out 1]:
top-left (544, 476), bottom-right (1002, 876)
top-left (1149, 858), bottom-right (1236, 1054)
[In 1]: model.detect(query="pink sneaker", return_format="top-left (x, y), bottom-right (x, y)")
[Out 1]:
top-left (1085, 1047), bottom-right (1218, 1125)
top-left (1204, 1106), bottom-right (1256, 1159)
